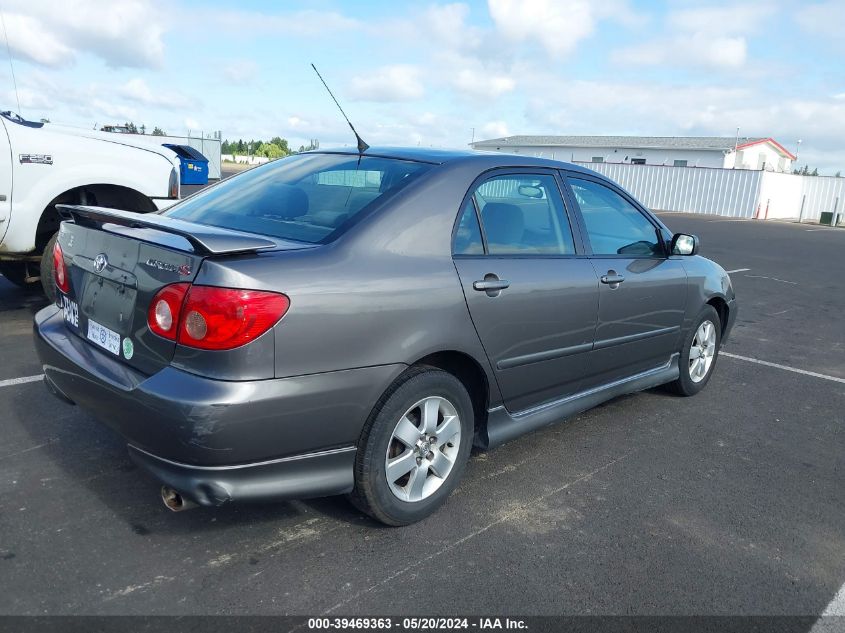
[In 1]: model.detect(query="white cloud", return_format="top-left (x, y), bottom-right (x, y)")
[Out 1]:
top-left (347, 65), bottom-right (425, 102)
top-left (119, 78), bottom-right (193, 109)
top-left (488, 0), bottom-right (596, 58)
top-left (2, 0), bottom-right (167, 69)
top-left (486, 0), bottom-right (643, 58)
top-left (615, 33), bottom-right (747, 69)
top-left (184, 117), bottom-right (201, 132)
top-left (481, 121), bottom-right (510, 139)
top-left (450, 66), bottom-right (515, 99)
top-left (222, 60), bottom-right (259, 85)
top-left (612, 3), bottom-right (776, 70)
top-left (205, 9), bottom-right (361, 37)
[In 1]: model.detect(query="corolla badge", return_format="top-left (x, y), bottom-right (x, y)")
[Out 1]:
top-left (144, 258), bottom-right (192, 276)
top-left (93, 253), bottom-right (108, 273)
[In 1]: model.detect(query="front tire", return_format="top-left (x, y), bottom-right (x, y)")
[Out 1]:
top-left (667, 305), bottom-right (721, 396)
top-left (350, 367), bottom-right (474, 526)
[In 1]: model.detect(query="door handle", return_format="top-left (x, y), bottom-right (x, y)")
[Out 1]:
top-left (600, 272), bottom-right (625, 286)
top-left (473, 275), bottom-right (510, 297)
top-left (473, 279), bottom-right (510, 291)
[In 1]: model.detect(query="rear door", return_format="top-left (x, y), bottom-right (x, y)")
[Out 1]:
top-left (453, 169), bottom-right (599, 413)
top-left (562, 174), bottom-right (687, 386)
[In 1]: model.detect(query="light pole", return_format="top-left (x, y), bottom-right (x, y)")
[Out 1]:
top-left (795, 139), bottom-right (802, 164)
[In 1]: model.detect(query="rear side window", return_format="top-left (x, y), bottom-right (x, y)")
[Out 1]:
top-left (568, 178), bottom-right (661, 256)
top-left (453, 199), bottom-right (484, 255)
top-left (460, 174), bottom-right (574, 256)
top-left (165, 154), bottom-right (432, 244)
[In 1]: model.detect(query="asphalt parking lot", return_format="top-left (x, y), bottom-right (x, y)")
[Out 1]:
top-left (0, 214), bottom-right (843, 620)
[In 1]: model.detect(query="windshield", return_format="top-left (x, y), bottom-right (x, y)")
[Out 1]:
top-left (165, 153), bottom-right (433, 244)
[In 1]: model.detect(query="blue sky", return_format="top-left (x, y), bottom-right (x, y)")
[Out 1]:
top-left (2, 0), bottom-right (844, 172)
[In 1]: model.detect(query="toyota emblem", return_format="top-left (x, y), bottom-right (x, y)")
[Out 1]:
top-left (94, 253), bottom-right (108, 273)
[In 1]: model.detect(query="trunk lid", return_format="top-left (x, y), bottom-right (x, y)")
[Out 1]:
top-left (53, 205), bottom-right (301, 375)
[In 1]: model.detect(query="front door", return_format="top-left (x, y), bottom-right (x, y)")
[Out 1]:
top-left (0, 120), bottom-right (12, 244)
top-left (453, 170), bottom-right (599, 413)
top-left (564, 175), bottom-right (688, 386)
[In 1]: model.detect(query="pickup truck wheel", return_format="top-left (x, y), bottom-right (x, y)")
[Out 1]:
top-left (350, 367), bottom-right (474, 526)
top-left (39, 233), bottom-right (58, 302)
top-left (0, 261), bottom-right (29, 288)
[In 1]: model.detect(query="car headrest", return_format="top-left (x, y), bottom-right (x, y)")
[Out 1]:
top-left (272, 185), bottom-right (309, 219)
top-left (482, 202), bottom-right (524, 245)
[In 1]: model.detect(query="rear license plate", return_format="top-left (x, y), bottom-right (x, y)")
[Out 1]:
top-left (87, 318), bottom-right (121, 356)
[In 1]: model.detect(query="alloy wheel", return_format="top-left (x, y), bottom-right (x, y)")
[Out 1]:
top-left (689, 319), bottom-right (717, 383)
top-left (385, 396), bottom-right (462, 502)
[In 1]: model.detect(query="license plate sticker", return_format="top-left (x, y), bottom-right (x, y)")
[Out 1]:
top-left (60, 294), bottom-right (79, 328)
top-left (87, 318), bottom-right (121, 356)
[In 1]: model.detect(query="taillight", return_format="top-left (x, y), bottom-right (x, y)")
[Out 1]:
top-left (178, 286), bottom-right (289, 350)
top-left (146, 284), bottom-right (289, 350)
top-left (168, 166), bottom-right (179, 199)
top-left (53, 240), bottom-right (69, 294)
top-left (147, 283), bottom-right (190, 340)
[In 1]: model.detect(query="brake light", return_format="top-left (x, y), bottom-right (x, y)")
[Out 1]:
top-left (53, 240), bottom-right (69, 294)
top-left (147, 283), bottom-right (190, 340)
top-left (146, 284), bottom-right (289, 350)
top-left (178, 286), bottom-right (289, 350)
top-left (168, 166), bottom-right (179, 199)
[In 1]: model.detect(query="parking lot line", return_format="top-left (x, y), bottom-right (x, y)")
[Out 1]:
top-left (0, 374), bottom-right (43, 388)
top-left (726, 268), bottom-right (750, 273)
top-left (321, 450), bottom-right (636, 616)
top-left (721, 352), bottom-right (845, 384)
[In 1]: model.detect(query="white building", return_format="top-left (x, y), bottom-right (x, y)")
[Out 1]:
top-left (470, 135), bottom-right (797, 172)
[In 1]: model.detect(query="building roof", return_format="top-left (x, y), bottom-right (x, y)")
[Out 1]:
top-left (471, 135), bottom-right (770, 152)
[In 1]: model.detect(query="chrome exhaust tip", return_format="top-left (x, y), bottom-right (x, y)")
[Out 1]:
top-left (160, 486), bottom-right (197, 512)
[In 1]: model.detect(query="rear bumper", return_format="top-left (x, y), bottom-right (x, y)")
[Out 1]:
top-left (34, 305), bottom-right (405, 503)
top-left (128, 444), bottom-right (357, 506)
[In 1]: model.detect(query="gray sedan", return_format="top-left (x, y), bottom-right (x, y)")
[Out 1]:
top-left (34, 148), bottom-right (736, 525)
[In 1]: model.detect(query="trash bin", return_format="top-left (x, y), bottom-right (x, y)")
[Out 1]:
top-left (163, 144), bottom-right (209, 186)
top-left (819, 211), bottom-right (834, 226)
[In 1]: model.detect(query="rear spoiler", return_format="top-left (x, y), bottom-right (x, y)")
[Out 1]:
top-left (57, 205), bottom-right (277, 256)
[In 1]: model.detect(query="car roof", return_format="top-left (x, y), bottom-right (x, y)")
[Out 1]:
top-left (307, 146), bottom-right (602, 175)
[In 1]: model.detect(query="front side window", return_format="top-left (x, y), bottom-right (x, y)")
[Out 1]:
top-left (467, 174), bottom-right (575, 255)
top-left (166, 154), bottom-right (431, 244)
top-left (569, 178), bottom-right (662, 257)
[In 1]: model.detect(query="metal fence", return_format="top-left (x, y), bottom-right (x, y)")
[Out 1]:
top-left (575, 162), bottom-right (842, 223)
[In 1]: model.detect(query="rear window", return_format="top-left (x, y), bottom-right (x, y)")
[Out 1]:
top-left (165, 154), bottom-right (432, 243)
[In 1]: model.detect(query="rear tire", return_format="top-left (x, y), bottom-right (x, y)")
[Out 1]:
top-left (0, 261), bottom-right (30, 288)
top-left (39, 233), bottom-right (58, 302)
top-left (349, 366), bottom-right (474, 526)
top-left (667, 305), bottom-right (721, 396)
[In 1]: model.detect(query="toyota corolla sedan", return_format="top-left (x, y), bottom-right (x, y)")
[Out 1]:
top-left (34, 148), bottom-right (736, 525)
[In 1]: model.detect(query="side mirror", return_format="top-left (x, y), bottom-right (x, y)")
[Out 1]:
top-left (670, 233), bottom-right (699, 256)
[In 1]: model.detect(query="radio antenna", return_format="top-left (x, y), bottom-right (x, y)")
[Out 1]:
top-left (0, 9), bottom-right (21, 115)
top-left (311, 63), bottom-right (369, 154)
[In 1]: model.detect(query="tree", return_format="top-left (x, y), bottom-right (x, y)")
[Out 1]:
top-left (151, 127), bottom-right (166, 136)
top-left (836, 172), bottom-right (842, 178)
top-left (811, 167), bottom-right (819, 177)
top-left (257, 143), bottom-right (285, 159)
top-left (139, 124), bottom-right (146, 135)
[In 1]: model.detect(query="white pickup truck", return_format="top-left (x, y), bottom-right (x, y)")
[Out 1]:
top-left (0, 111), bottom-right (181, 297)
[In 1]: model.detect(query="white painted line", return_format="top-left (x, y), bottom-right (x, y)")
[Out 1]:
top-left (0, 374), bottom-right (43, 388)
top-left (822, 582), bottom-right (845, 615)
top-left (809, 581), bottom-right (845, 632)
top-left (721, 352), bottom-right (845, 385)
top-left (744, 274), bottom-right (797, 285)
top-left (725, 268), bottom-right (750, 273)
